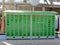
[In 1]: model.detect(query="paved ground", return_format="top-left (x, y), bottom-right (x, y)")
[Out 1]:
top-left (0, 39), bottom-right (60, 45)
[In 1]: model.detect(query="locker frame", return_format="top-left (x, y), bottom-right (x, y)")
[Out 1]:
top-left (4, 10), bottom-right (57, 40)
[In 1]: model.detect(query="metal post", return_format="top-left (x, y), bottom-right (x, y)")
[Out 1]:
top-left (1, 0), bottom-right (5, 34)
top-left (58, 15), bottom-right (60, 33)
top-left (30, 14), bottom-right (32, 39)
top-left (30, 6), bottom-right (34, 39)
top-left (10, 0), bottom-right (14, 10)
top-left (42, 5), bottom-right (45, 11)
top-left (32, 6), bottom-right (34, 11)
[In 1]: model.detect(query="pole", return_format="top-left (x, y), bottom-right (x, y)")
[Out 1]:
top-left (42, 5), bottom-right (45, 11)
top-left (58, 15), bottom-right (60, 33)
top-left (1, 0), bottom-right (5, 34)
top-left (32, 6), bottom-right (34, 11)
top-left (30, 6), bottom-right (34, 39)
top-left (10, 0), bottom-right (14, 10)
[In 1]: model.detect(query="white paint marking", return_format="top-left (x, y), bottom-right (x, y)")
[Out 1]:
top-left (2, 41), bottom-right (13, 45)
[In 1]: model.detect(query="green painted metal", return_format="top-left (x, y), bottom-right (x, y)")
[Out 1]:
top-left (5, 11), bottom-right (58, 15)
top-left (6, 15), bottom-right (30, 36)
top-left (32, 15), bottom-right (55, 36)
top-left (5, 11), bottom-right (57, 38)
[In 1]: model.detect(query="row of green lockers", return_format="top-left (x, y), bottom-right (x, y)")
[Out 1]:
top-left (5, 11), bottom-right (57, 37)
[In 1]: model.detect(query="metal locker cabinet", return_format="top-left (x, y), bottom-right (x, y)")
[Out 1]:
top-left (5, 10), bottom-right (58, 39)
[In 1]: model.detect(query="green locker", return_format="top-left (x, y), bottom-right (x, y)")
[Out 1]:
top-left (5, 10), bottom-right (58, 39)
top-left (6, 12), bottom-right (30, 37)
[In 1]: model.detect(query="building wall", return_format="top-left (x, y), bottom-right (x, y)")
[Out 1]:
top-left (45, 7), bottom-right (60, 14)
top-left (5, 4), bottom-right (60, 14)
top-left (16, 5), bottom-right (32, 10)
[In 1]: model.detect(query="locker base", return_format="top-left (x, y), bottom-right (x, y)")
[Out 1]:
top-left (6, 36), bottom-right (55, 40)
top-left (48, 36), bottom-right (55, 38)
top-left (6, 36), bottom-right (31, 40)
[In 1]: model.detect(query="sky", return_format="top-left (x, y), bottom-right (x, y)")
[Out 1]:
top-left (0, 0), bottom-right (51, 3)
top-left (0, 0), bottom-right (60, 5)
top-left (0, 0), bottom-right (48, 3)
